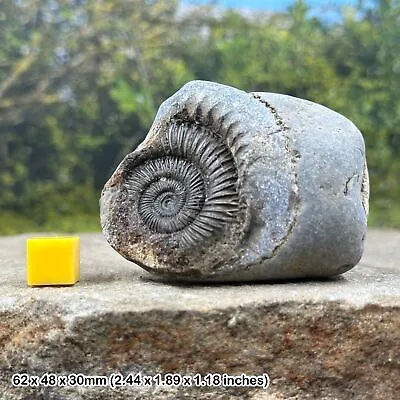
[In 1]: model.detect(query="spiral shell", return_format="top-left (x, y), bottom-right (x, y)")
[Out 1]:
top-left (124, 121), bottom-right (239, 248)
top-left (100, 80), bottom-right (369, 281)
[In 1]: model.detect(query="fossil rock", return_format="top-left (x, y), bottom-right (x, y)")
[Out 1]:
top-left (100, 81), bottom-right (369, 281)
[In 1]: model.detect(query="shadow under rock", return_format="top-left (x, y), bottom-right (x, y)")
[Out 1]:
top-left (140, 273), bottom-right (346, 289)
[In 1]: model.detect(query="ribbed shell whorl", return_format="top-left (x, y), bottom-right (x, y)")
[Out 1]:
top-left (124, 121), bottom-right (239, 248)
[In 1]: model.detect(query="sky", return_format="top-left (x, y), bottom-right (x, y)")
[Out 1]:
top-left (184, 0), bottom-right (361, 11)
top-left (183, 1), bottom-right (372, 22)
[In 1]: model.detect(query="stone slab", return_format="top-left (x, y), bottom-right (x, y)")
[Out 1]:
top-left (0, 229), bottom-right (399, 399)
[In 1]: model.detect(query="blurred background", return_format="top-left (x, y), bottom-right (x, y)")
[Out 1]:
top-left (0, 0), bottom-right (398, 235)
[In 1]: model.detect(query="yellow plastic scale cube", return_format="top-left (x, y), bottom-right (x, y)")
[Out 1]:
top-left (27, 237), bottom-right (80, 286)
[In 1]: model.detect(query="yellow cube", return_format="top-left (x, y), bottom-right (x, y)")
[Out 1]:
top-left (27, 237), bottom-right (80, 286)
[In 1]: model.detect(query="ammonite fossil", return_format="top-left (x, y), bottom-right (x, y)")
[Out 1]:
top-left (100, 81), bottom-right (369, 281)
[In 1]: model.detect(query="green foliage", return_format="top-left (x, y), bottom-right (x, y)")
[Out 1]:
top-left (0, 212), bottom-right (100, 236)
top-left (0, 0), bottom-right (399, 235)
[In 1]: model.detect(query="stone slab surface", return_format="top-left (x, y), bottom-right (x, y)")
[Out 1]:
top-left (0, 229), bottom-right (399, 399)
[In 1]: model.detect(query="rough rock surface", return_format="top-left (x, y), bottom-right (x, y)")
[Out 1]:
top-left (0, 229), bottom-right (399, 400)
top-left (101, 80), bottom-right (368, 281)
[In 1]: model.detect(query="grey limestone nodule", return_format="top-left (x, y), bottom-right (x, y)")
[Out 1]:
top-left (100, 80), bottom-right (369, 281)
